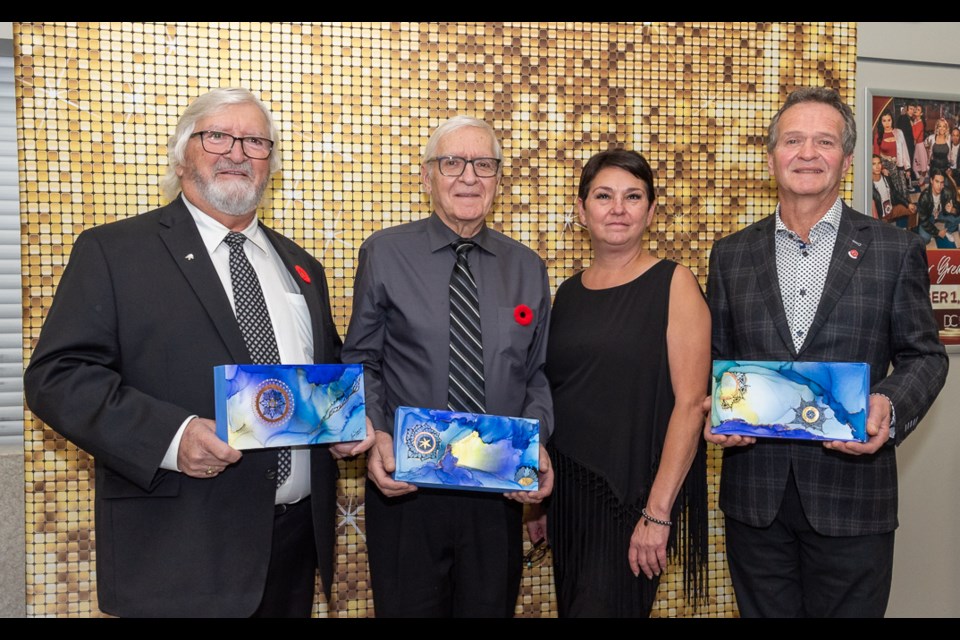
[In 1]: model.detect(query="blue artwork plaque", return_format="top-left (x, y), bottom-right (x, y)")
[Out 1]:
top-left (393, 406), bottom-right (540, 492)
top-left (214, 364), bottom-right (366, 449)
top-left (711, 361), bottom-right (870, 442)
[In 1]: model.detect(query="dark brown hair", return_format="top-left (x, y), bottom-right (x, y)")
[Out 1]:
top-left (577, 149), bottom-right (656, 203)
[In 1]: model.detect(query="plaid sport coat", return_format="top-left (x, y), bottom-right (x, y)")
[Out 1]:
top-left (707, 203), bottom-right (948, 536)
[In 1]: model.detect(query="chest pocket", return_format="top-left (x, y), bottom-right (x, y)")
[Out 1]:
top-left (496, 305), bottom-right (536, 369)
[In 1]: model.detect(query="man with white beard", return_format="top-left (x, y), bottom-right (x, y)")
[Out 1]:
top-left (24, 87), bottom-right (371, 617)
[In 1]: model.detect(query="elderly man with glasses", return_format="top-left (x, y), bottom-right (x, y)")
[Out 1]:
top-left (342, 115), bottom-right (555, 617)
top-left (25, 87), bottom-right (372, 617)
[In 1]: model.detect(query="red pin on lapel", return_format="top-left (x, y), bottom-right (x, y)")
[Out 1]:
top-left (295, 265), bottom-right (311, 283)
top-left (848, 249), bottom-right (859, 259)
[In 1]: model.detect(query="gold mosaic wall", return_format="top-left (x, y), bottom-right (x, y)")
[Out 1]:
top-left (15, 21), bottom-right (857, 617)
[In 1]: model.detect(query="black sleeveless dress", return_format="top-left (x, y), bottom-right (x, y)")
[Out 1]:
top-left (929, 141), bottom-right (950, 175)
top-left (545, 260), bottom-right (706, 617)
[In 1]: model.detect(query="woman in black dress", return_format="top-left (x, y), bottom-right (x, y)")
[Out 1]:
top-left (927, 118), bottom-right (952, 177)
top-left (535, 149), bottom-right (709, 617)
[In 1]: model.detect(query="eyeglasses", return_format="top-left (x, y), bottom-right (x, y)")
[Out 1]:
top-left (192, 130), bottom-right (274, 160)
top-left (523, 537), bottom-right (551, 569)
top-left (428, 156), bottom-right (501, 178)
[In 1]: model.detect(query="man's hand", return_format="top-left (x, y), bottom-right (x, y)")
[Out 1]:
top-left (525, 504), bottom-right (548, 545)
top-left (823, 394), bottom-right (891, 456)
top-left (702, 395), bottom-right (756, 447)
top-left (367, 430), bottom-right (417, 497)
top-left (177, 417), bottom-right (242, 478)
top-left (330, 416), bottom-right (376, 459)
top-left (505, 444), bottom-right (553, 504)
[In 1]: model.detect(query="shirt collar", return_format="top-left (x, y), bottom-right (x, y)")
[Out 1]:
top-left (774, 197), bottom-right (843, 239)
top-left (181, 194), bottom-right (268, 255)
top-left (426, 212), bottom-right (495, 255)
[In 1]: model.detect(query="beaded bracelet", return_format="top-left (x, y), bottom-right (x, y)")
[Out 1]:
top-left (641, 508), bottom-right (672, 527)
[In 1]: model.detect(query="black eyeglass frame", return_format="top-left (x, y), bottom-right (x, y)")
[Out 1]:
top-left (191, 130), bottom-right (275, 159)
top-left (427, 155), bottom-right (502, 177)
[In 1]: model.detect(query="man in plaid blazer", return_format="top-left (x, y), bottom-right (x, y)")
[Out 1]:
top-left (705, 87), bottom-right (948, 617)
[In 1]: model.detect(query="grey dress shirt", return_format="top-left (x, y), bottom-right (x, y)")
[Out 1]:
top-left (341, 213), bottom-right (554, 440)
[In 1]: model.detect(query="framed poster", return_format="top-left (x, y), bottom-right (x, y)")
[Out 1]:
top-left (867, 91), bottom-right (960, 346)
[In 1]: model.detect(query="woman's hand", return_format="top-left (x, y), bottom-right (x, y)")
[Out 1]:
top-left (628, 511), bottom-right (670, 579)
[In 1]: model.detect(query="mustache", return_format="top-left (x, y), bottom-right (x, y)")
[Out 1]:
top-left (213, 159), bottom-right (253, 176)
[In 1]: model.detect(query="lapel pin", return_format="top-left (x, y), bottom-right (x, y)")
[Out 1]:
top-left (848, 249), bottom-right (859, 259)
top-left (295, 265), bottom-right (311, 284)
top-left (185, 253), bottom-right (195, 261)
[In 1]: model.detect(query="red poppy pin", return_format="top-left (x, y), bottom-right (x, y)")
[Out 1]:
top-left (295, 265), bottom-right (311, 283)
top-left (514, 304), bottom-right (533, 326)
top-left (848, 249), bottom-right (859, 260)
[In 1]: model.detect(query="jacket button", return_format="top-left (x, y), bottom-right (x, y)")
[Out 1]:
top-left (265, 469), bottom-right (277, 481)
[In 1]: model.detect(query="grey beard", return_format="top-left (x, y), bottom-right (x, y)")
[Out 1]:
top-left (196, 175), bottom-right (268, 216)
top-left (186, 159), bottom-right (268, 217)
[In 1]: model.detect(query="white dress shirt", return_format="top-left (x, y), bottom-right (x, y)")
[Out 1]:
top-left (161, 195), bottom-right (314, 504)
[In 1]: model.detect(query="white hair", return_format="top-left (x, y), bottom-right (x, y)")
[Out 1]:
top-left (421, 115), bottom-right (502, 173)
top-left (159, 87), bottom-right (281, 202)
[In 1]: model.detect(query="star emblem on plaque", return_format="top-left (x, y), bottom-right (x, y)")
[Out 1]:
top-left (404, 422), bottom-right (442, 460)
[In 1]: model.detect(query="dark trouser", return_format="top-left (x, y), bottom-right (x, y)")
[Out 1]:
top-left (365, 480), bottom-right (523, 617)
top-left (725, 470), bottom-right (894, 618)
top-left (938, 213), bottom-right (960, 233)
top-left (251, 497), bottom-right (318, 618)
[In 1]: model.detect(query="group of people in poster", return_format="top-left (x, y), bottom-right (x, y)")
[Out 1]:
top-left (23, 84), bottom-right (948, 620)
top-left (872, 99), bottom-right (960, 248)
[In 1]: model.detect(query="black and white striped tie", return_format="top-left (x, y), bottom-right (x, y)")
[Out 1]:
top-left (448, 239), bottom-right (485, 414)
top-left (224, 232), bottom-right (291, 488)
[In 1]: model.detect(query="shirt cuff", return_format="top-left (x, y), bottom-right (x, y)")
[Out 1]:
top-left (160, 415), bottom-right (196, 471)
top-left (871, 393), bottom-right (896, 440)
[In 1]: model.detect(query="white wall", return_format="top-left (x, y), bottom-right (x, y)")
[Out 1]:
top-left (856, 22), bottom-right (960, 618)
top-left (889, 370), bottom-right (960, 617)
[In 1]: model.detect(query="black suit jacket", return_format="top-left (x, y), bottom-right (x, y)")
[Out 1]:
top-left (915, 184), bottom-right (959, 237)
top-left (708, 204), bottom-right (948, 536)
top-left (24, 197), bottom-right (342, 617)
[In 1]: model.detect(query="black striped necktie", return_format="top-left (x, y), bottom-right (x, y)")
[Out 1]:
top-left (447, 239), bottom-right (486, 414)
top-left (223, 232), bottom-right (291, 488)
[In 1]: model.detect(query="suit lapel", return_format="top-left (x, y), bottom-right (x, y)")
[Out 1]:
top-left (747, 217), bottom-right (797, 355)
top-left (800, 206), bottom-right (872, 355)
top-left (157, 199), bottom-right (251, 363)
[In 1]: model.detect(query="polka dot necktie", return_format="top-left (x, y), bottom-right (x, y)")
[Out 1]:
top-left (447, 239), bottom-right (485, 414)
top-left (224, 232), bottom-right (290, 487)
